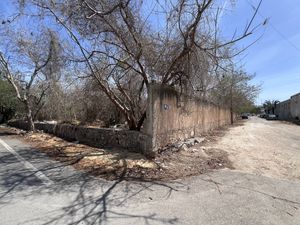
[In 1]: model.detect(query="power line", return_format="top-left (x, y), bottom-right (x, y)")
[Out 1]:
top-left (246, 0), bottom-right (300, 54)
top-left (267, 22), bottom-right (300, 53)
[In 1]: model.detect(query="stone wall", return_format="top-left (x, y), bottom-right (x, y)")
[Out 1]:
top-left (143, 84), bottom-right (232, 151)
top-left (7, 120), bottom-right (152, 155)
top-left (8, 84), bottom-right (234, 155)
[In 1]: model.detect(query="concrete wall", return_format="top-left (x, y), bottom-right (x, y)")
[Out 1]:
top-left (290, 93), bottom-right (300, 119)
top-left (275, 92), bottom-right (300, 121)
top-left (7, 120), bottom-right (152, 155)
top-left (143, 84), bottom-right (232, 151)
top-left (275, 100), bottom-right (291, 120)
top-left (8, 84), bottom-right (234, 155)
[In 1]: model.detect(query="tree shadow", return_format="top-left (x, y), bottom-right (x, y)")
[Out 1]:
top-left (0, 146), bottom-right (187, 225)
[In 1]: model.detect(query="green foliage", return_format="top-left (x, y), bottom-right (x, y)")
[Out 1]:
top-left (210, 69), bottom-right (260, 114)
top-left (0, 74), bottom-right (24, 122)
top-left (263, 100), bottom-right (279, 114)
top-left (239, 105), bottom-right (261, 114)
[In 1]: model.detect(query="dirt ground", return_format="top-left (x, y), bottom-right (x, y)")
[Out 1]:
top-left (0, 124), bottom-right (234, 180)
top-left (210, 117), bottom-right (300, 180)
top-left (3, 116), bottom-right (299, 181)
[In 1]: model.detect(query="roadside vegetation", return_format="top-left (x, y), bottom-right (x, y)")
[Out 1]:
top-left (0, 74), bottom-right (24, 123)
top-left (4, 124), bottom-right (235, 181)
top-left (0, 0), bottom-right (265, 130)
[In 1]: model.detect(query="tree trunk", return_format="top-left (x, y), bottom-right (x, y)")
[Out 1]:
top-left (24, 100), bottom-right (35, 131)
top-left (125, 111), bottom-right (147, 131)
top-left (230, 85), bottom-right (234, 125)
top-left (126, 114), bottom-right (138, 130)
top-left (136, 111), bottom-right (146, 131)
top-left (230, 108), bottom-right (234, 125)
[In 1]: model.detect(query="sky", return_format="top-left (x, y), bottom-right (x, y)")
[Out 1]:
top-left (1, 0), bottom-right (300, 105)
top-left (220, 0), bottom-right (300, 105)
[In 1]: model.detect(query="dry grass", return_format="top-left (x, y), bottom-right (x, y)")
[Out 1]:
top-left (2, 125), bottom-right (236, 181)
top-left (24, 132), bottom-right (157, 180)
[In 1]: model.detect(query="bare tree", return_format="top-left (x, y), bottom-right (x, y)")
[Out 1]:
top-left (0, 28), bottom-right (62, 131)
top-left (210, 63), bottom-right (260, 124)
top-left (18, 0), bottom-right (264, 130)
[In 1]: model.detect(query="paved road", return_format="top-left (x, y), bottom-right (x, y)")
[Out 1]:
top-left (0, 124), bottom-right (300, 225)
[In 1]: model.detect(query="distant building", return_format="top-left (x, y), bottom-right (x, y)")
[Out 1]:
top-left (275, 100), bottom-right (291, 120)
top-left (290, 93), bottom-right (300, 120)
top-left (275, 92), bottom-right (300, 121)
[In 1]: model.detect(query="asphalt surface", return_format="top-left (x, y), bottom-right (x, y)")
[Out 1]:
top-left (0, 123), bottom-right (300, 225)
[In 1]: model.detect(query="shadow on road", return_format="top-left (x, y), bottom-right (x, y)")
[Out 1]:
top-left (0, 144), bottom-right (187, 225)
top-left (0, 131), bottom-right (19, 137)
